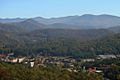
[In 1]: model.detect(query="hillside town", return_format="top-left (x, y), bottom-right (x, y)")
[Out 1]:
top-left (0, 53), bottom-right (120, 74)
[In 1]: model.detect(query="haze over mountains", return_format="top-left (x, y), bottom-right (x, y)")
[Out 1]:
top-left (0, 14), bottom-right (120, 30)
top-left (0, 14), bottom-right (120, 56)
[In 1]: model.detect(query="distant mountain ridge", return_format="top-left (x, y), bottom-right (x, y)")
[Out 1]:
top-left (0, 18), bottom-right (25, 23)
top-left (1, 14), bottom-right (120, 29)
top-left (13, 19), bottom-right (46, 31)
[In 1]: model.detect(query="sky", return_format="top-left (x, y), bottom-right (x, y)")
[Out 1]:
top-left (0, 0), bottom-right (120, 18)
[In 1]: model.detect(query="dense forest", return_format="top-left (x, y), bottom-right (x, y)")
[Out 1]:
top-left (0, 62), bottom-right (103, 80)
top-left (0, 22), bottom-right (120, 57)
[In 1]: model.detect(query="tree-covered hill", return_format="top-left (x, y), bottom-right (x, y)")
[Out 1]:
top-left (0, 22), bottom-right (120, 57)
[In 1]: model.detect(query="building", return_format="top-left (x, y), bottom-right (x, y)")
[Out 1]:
top-left (18, 57), bottom-right (25, 63)
top-left (88, 67), bottom-right (103, 73)
top-left (8, 58), bottom-right (18, 63)
top-left (82, 59), bottom-right (95, 62)
top-left (88, 67), bottom-right (96, 73)
top-left (30, 62), bottom-right (35, 67)
top-left (98, 55), bottom-right (116, 59)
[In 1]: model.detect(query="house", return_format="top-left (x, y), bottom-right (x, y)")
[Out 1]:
top-left (9, 58), bottom-right (18, 63)
top-left (18, 57), bottom-right (25, 63)
top-left (82, 59), bottom-right (95, 62)
top-left (98, 55), bottom-right (116, 59)
top-left (30, 62), bottom-right (35, 67)
top-left (87, 67), bottom-right (103, 73)
top-left (88, 67), bottom-right (96, 73)
top-left (96, 70), bottom-right (102, 73)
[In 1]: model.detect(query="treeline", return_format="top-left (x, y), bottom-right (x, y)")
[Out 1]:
top-left (0, 62), bottom-right (103, 80)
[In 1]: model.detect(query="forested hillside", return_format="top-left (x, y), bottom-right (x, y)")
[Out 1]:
top-left (0, 62), bottom-right (103, 80)
top-left (0, 22), bottom-right (120, 57)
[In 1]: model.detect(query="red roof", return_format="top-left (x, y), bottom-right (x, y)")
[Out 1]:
top-left (88, 67), bottom-right (96, 73)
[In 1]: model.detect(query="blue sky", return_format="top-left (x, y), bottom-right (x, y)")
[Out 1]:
top-left (0, 0), bottom-right (120, 18)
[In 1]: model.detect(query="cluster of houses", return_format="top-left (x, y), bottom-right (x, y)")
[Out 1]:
top-left (0, 53), bottom-right (120, 73)
top-left (0, 53), bottom-right (34, 67)
top-left (0, 53), bottom-right (77, 68)
top-left (35, 56), bottom-right (76, 68)
top-left (0, 53), bottom-right (25, 63)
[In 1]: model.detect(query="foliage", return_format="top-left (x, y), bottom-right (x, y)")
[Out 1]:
top-left (0, 63), bottom-right (103, 80)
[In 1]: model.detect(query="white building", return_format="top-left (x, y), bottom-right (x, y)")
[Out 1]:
top-left (98, 55), bottom-right (116, 59)
top-left (9, 58), bottom-right (18, 63)
top-left (30, 62), bottom-right (35, 67)
top-left (82, 59), bottom-right (95, 62)
top-left (18, 57), bottom-right (25, 63)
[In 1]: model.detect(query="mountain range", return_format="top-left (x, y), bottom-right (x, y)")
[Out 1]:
top-left (0, 14), bottom-right (120, 29)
